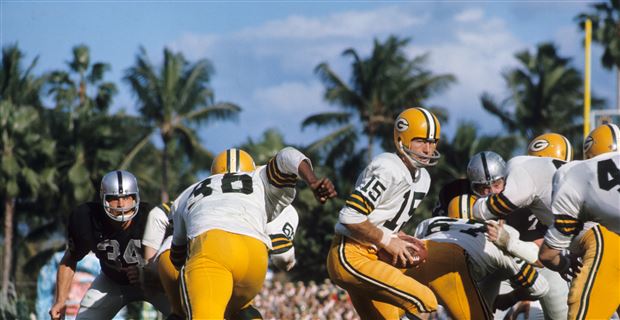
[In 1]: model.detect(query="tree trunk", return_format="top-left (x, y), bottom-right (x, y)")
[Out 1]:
top-left (2, 197), bottom-right (15, 297)
top-left (160, 135), bottom-right (170, 203)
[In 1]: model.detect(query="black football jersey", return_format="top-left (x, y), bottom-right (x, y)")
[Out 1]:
top-left (432, 179), bottom-right (471, 217)
top-left (67, 201), bottom-right (151, 285)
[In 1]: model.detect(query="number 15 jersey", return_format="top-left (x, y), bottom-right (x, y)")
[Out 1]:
top-left (172, 147), bottom-right (308, 249)
top-left (336, 153), bottom-right (430, 242)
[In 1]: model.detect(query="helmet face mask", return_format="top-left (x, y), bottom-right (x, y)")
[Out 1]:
top-left (393, 107), bottom-right (441, 168)
top-left (100, 170), bottom-right (140, 222)
top-left (211, 148), bottom-right (256, 174)
top-left (527, 133), bottom-right (573, 162)
top-left (583, 123), bottom-right (619, 159)
top-left (467, 151), bottom-right (507, 197)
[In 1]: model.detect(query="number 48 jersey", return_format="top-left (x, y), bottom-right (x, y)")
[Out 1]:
top-left (545, 152), bottom-right (620, 249)
top-left (172, 147), bottom-right (307, 249)
top-left (336, 153), bottom-right (430, 241)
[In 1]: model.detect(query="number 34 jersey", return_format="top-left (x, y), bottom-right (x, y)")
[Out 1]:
top-left (172, 147), bottom-right (307, 249)
top-left (336, 152), bottom-right (430, 241)
top-left (545, 152), bottom-right (620, 249)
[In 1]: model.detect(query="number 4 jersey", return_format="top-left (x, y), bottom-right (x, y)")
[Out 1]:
top-left (336, 152), bottom-right (430, 242)
top-left (172, 147), bottom-right (307, 249)
top-left (545, 152), bottom-right (620, 249)
top-left (67, 202), bottom-right (151, 285)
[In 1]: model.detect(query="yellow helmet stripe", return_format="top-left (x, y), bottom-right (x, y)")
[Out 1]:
top-left (416, 107), bottom-right (437, 140)
top-left (607, 123), bottom-right (619, 152)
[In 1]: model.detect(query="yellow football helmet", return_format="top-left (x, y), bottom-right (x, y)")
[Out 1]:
top-left (527, 133), bottom-right (573, 162)
top-left (393, 107), bottom-right (441, 167)
top-left (447, 194), bottom-right (477, 219)
top-left (211, 148), bottom-right (256, 174)
top-left (584, 123), bottom-right (620, 159)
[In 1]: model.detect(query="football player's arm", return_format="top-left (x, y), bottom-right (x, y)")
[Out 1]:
top-left (49, 250), bottom-right (78, 320)
top-left (486, 221), bottom-right (541, 265)
top-left (267, 206), bottom-right (298, 271)
top-left (473, 166), bottom-right (533, 221)
top-left (170, 203), bottom-right (188, 270)
top-left (539, 176), bottom-right (584, 279)
top-left (142, 204), bottom-right (170, 262)
top-left (268, 147), bottom-right (337, 203)
top-left (343, 220), bottom-right (419, 267)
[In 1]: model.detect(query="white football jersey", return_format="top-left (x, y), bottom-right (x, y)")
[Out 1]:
top-left (545, 152), bottom-right (620, 249)
top-left (172, 147), bottom-right (306, 248)
top-left (142, 202), bottom-right (173, 251)
top-left (335, 153), bottom-right (430, 242)
top-left (414, 217), bottom-right (548, 299)
top-left (473, 156), bottom-right (565, 226)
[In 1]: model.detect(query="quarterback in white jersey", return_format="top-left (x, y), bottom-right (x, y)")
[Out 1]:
top-left (327, 107), bottom-right (441, 320)
top-left (540, 123), bottom-right (620, 320)
top-left (171, 147), bottom-right (336, 319)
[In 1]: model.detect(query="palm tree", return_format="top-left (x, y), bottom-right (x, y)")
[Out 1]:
top-left (480, 42), bottom-right (605, 147)
top-left (45, 44), bottom-right (122, 206)
top-left (304, 35), bottom-right (454, 168)
top-left (124, 47), bottom-right (241, 202)
top-left (577, 0), bottom-right (620, 108)
top-left (0, 45), bottom-right (56, 299)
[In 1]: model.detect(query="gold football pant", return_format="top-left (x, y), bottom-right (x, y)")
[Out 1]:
top-left (180, 229), bottom-right (268, 319)
top-left (326, 235), bottom-right (438, 320)
top-left (158, 249), bottom-right (185, 317)
top-left (568, 225), bottom-right (620, 320)
top-left (404, 241), bottom-right (492, 320)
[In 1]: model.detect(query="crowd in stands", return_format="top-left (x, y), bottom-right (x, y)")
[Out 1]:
top-left (253, 279), bottom-right (359, 320)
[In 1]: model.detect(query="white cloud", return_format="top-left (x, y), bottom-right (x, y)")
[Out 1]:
top-left (235, 6), bottom-right (426, 40)
top-left (252, 81), bottom-right (326, 113)
top-left (168, 33), bottom-right (219, 60)
top-left (406, 15), bottom-right (522, 134)
top-left (454, 8), bottom-right (484, 23)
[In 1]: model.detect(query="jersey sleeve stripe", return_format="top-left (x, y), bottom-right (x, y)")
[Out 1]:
top-left (267, 158), bottom-right (297, 188)
top-left (486, 196), bottom-right (509, 217)
top-left (345, 199), bottom-right (370, 215)
top-left (351, 191), bottom-right (375, 211)
top-left (511, 264), bottom-right (537, 288)
top-left (553, 215), bottom-right (584, 236)
top-left (497, 193), bottom-right (518, 210)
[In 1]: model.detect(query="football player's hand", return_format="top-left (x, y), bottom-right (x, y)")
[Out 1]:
top-left (396, 232), bottom-right (425, 251)
top-left (559, 254), bottom-right (582, 282)
top-left (486, 219), bottom-right (510, 249)
top-left (383, 236), bottom-right (416, 267)
top-left (125, 265), bottom-right (142, 285)
top-left (506, 300), bottom-right (531, 320)
top-left (49, 302), bottom-right (66, 320)
top-left (310, 177), bottom-right (337, 203)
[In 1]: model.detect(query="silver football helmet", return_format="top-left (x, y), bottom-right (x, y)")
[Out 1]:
top-left (466, 151), bottom-right (506, 197)
top-left (100, 170), bottom-right (140, 222)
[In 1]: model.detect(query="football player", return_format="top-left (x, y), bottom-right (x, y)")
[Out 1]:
top-left (49, 171), bottom-right (171, 320)
top-left (170, 147), bottom-right (336, 319)
top-left (471, 132), bottom-right (574, 319)
top-left (410, 217), bottom-right (549, 319)
top-left (326, 107), bottom-right (440, 320)
top-left (432, 151), bottom-right (507, 219)
top-left (539, 123), bottom-right (620, 320)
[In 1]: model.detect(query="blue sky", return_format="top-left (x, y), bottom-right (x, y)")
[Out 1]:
top-left (2, 1), bottom-right (615, 155)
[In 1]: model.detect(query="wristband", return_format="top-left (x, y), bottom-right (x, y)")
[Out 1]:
top-left (379, 229), bottom-right (392, 248)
